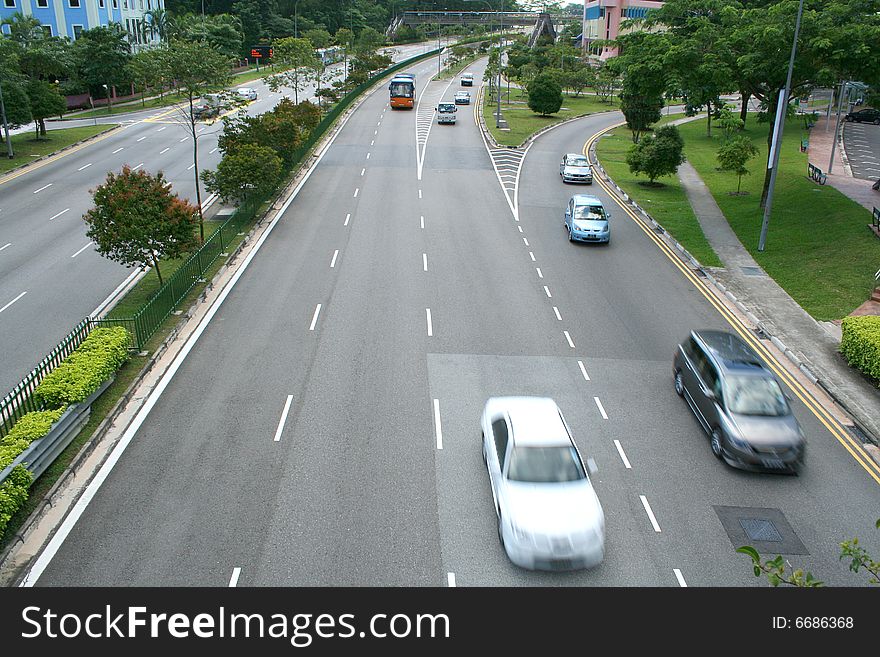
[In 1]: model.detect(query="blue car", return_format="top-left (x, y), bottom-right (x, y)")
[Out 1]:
top-left (564, 194), bottom-right (610, 244)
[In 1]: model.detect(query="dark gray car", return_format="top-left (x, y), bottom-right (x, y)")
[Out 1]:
top-left (672, 330), bottom-right (805, 473)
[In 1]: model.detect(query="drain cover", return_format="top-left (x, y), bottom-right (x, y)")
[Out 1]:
top-left (740, 518), bottom-right (783, 542)
top-left (741, 266), bottom-right (765, 276)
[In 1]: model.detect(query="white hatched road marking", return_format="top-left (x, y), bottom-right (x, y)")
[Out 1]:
top-left (415, 74), bottom-right (458, 180)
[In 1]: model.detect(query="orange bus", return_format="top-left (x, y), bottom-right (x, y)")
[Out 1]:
top-left (389, 76), bottom-right (415, 109)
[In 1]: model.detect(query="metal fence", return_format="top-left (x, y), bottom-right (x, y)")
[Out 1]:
top-left (0, 49), bottom-right (440, 440)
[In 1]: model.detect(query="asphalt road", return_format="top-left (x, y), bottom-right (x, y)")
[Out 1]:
top-left (24, 57), bottom-right (880, 587)
top-left (842, 120), bottom-right (880, 181)
top-left (0, 41), bottom-right (436, 394)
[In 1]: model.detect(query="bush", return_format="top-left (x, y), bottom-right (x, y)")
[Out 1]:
top-left (0, 466), bottom-right (33, 541)
top-left (527, 73), bottom-right (563, 116)
top-left (0, 408), bottom-right (67, 472)
top-left (33, 326), bottom-right (131, 409)
top-left (841, 316), bottom-right (880, 383)
top-left (626, 124), bottom-right (686, 184)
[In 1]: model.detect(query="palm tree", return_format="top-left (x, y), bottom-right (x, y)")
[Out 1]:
top-left (1, 12), bottom-right (45, 49)
top-left (145, 8), bottom-right (170, 42)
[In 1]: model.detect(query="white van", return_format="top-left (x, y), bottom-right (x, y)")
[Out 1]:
top-left (437, 102), bottom-right (457, 124)
top-left (461, 72), bottom-right (474, 86)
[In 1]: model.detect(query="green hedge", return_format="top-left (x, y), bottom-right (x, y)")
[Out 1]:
top-left (0, 466), bottom-right (32, 541)
top-left (0, 407), bottom-right (66, 472)
top-left (840, 316), bottom-right (880, 383)
top-left (33, 326), bottom-right (131, 409)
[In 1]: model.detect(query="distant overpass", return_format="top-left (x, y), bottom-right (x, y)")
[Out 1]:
top-left (387, 11), bottom-right (579, 46)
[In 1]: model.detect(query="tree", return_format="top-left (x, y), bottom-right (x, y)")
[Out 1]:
top-left (0, 79), bottom-right (32, 142)
top-left (201, 143), bottom-right (283, 204)
top-left (620, 92), bottom-right (664, 144)
top-left (84, 166), bottom-right (199, 285)
top-left (165, 40), bottom-right (232, 241)
top-left (527, 73), bottom-right (563, 116)
top-left (334, 27), bottom-right (354, 83)
top-left (265, 37), bottom-right (319, 104)
top-left (26, 79), bottom-right (66, 137)
top-left (626, 125), bottom-right (686, 184)
top-left (562, 67), bottom-right (594, 98)
top-left (127, 47), bottom-right (169, 107)
top-left (354, 26), bottom-right (385, 53)
top-left (304, 28), bottom-right (332, 50)
top-left (594, 64), bottom-right (619, 104)
top-left (73, 25), bottom-right (132, 113)
top-left (145, 8), bottom-right (171, 42)
top-left (614, 32), bottom-right (669, 143)
top-left (717, 135), bottom-right (759, 194)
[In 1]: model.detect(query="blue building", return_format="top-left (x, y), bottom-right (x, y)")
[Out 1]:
top-left (0, 0), bottom-right (165, 49)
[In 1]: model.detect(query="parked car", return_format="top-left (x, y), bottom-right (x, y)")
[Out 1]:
top-left (844, 108), bottom-right (880, 124)
top-left (559, 153), bottom-right (593, 184)
top-left (454, 91), bottom-right (471, 105)
top-left (673, 329), bottom-right (806, 473)
top-left (236, 87), bottom-right (258, 101)
top-left (564, 194), bottom-right (610, 244)
top-left (481, 397), bottom-right (604, 571)
top-left (437, 101), bottom-right (457, 124)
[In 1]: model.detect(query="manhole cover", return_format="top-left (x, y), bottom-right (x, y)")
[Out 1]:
top-left (740, 518), bottom-right (782, 542)
top-left (740, 266), bottom-right (765, 276)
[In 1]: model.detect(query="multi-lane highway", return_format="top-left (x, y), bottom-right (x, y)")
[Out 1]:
top-left (0, 41), bottom-right (437, 394)
top-left (19, 56), bottom-right (880, 587)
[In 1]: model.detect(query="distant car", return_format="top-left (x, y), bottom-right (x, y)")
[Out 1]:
top-left (192, 102), bottom-right (220, 120)
top-left (844, 108), bottom-right (880, 124)
top-left (481, 397), bottom-right (604, 571)
top-left (461, 72), bottom-right (474, 86)
top-left (559, 153), bottom-right (593, 184)
top-left (454, 91), bottom-right (471, 105)
top-left (673, 329), bottom-right (806, 474)
top-left (564, 194), bottom-right (610, 244)
top-left (236, 87), bottom-right (258, 101)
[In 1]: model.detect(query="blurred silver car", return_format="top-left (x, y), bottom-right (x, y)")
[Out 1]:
top-left (236, 87), bottom-right (258, 101)
top-left (480, 396), bottom-right (604, 571)
top-left (559, 153), bottom-right (593, 184)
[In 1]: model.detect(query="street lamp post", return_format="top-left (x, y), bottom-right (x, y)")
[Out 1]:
top-left (828, 80), bottom-right (850, 174)
top-left (757, 0), bottom-right (805, 252)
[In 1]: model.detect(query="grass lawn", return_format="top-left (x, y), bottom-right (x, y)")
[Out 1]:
top-left (595, 115), bottom-right (723, 268)
top-left (0, 125), bottom-right (116, 176)
top-left (69, 92), bottom-right (190, 119)
top-left (676, 116), bottom-right (880, 320)
top-left (484, 86), bottom-right (617, 146)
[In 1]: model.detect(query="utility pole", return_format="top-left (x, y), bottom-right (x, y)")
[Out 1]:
top-left (0, 82), bottom-right (14, 159)
top-left (757, 0), bottom-right (805, 252)
top-left (497, 3), bottom-right (503, 130)
top-left (828, 80), bottom-right (848, 173)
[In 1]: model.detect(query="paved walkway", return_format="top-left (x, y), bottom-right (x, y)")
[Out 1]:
top-left (671, 115), bottom-right (880, 449)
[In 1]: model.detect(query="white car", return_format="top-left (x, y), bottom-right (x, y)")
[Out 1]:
top-left (560, 153), bottom-right (593, 184)
top-left (481, 397), bottom-right (605, 571)
top-left (236, 87), bottom-right (258, 101)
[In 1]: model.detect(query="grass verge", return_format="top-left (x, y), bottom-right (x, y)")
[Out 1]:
top-left (0, 125), bottom-right (116, 176)
top-left (595, 114), bottom-right (723, 268)
top-left (676, 115), bottom-right (879, 320)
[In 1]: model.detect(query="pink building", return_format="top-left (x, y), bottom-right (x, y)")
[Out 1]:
top-left (581, 0), bottom-right (665, 59)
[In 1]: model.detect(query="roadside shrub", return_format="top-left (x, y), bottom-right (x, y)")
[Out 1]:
top-left (33, 326), bottom-right (131, 409)
top-left (840, 316), bottom-right (880, 383)
top-left (0, 408), bottom-right (67, 472)
top-left (0, 466), bottom-right (33, 541)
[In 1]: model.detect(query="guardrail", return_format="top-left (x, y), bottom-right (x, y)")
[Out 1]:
top-left (808, 162), bottom-right (827, 185)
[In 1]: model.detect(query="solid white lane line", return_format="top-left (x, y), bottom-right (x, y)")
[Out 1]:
top-left (673, 569), bottom-right (687, 587)
top-left (132, 162), bottom-right (144, 171)
top-left (157, 126), bottom-right (166, 132)
top-left (49, 208), bottom-right (70, 221)
top-left (112, 147), bottom-right (124, 153)
top-left (361, 168), bottom-right (365, 176)
top-left (536, 267), bottom-right (543, 279)
top-left (553, 306), bottom-right (562, 321)
top-left (563, 330), bottom-right (575, 348)
top-left (640, 495), bottom-right (662, 532)
top-left (273, 395), bottom-right (294, 442)
top-left (420, 215), bottom-right (424, 229)
top-left (136, 136), bottom-right (147, 142)
top-left (78, 163), bottom-right (93, 171)
top-left (0, 291), bottom-right (27, 314)
top-left (188, 164), bottom-right (195, 170)
top-left (529, 252), bottom-right (536, 262)
top-left (71, 242), bottom-right (93, 258)
top-left (209, 147), bottom-right (217, 154)
top-left (344, 213), bottom-right (351, 226)
top-left (577, 360), bottom-right (590, 381)
top-left (594, 397), bottom-right (608, 419)
top-left (523, 237), bottom-right (529, 246)
top-left (447, 572), bottom-right (456, 587)
top-left (330, 250), bottom-right (339, 268)
top-left (544, 286), bottom-right (552, 298)
top-left (426, 308), bottom-right (433, 337)
top-left (614, 440), bottom-right (632, 469)
top-left (353, 188), bottom-right (359, 197)
top-left (33, 183), bottom-right (52, 194)
top-left (433, 399), bottom-right (443, 449)
top-left (229, 568), bottom-right (241, 587)
top-left (0, 243), bottom-right (10, 253)
top-left (159, 147), bottom-right (170, 154)
top-left (423, 253), bottom-right (428, 271)
top-left (419, 189), bottom-right (423, 199)
top-left (309, 304), bottom-right (322, 331)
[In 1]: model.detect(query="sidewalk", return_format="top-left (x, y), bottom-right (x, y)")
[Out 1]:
top-left (670, 116), bottom-right (880, 454)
